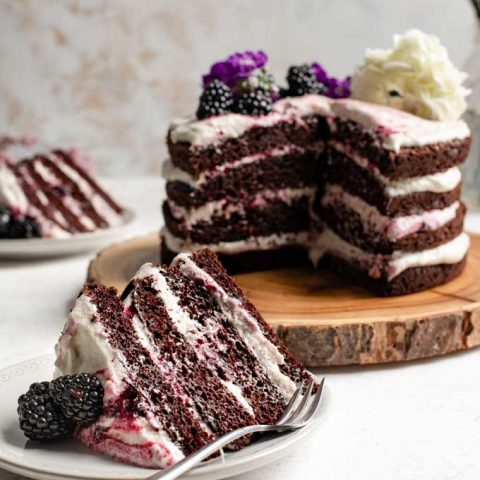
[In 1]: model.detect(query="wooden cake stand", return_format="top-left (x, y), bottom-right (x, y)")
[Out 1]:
top-left (88, 232), bottom-right (480, 367)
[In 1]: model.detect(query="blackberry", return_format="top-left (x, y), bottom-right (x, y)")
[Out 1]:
top-left (0, 205), bottom-right (11, 237)
top-left (49, 373), bottom-right (104, 425)
top-left (286, 64), bottom-right (324, 97)
top-left (196, 79), bottom-right (234, 119)
top-left (18, 382), bottom-right (73, 441)
top-left (7, 217), bottom-right (41, 239)
top-left (234, 88), bottom-right (273, 116)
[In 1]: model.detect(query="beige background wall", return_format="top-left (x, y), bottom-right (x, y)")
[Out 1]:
top-left (0, 0), bottom-right (477, 175)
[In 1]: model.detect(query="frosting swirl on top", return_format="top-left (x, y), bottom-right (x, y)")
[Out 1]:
top-left (350, 29), bottom-right (470, 121)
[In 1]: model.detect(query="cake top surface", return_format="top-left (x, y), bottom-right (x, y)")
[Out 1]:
top-left (169, 94), bottom-right (470, 151)
top-left (169, 94), bottom-right (333, 147)
top-left (333, 98), bottom-right (471, 151)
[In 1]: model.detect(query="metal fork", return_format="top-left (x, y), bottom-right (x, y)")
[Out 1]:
top-left (146, 377), bottom-right (325, 480)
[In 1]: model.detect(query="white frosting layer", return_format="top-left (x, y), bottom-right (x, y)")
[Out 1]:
top-left (170, 112), bottom-right (287, 147)
top-left (310, 227), bottom-right (469, 280)
top-left (54, 294), bottom-right (184, 468)
top-left (162, 226), bottom-right (309, 255)
top-left (330, 141), bottom-right (462, 196)
top-left (321, 184), bottom-right (461, 240)
top-left (168, 92), bottom-right (469, 152)
top-left (133, 264), bottom-right (254, 416)
top-left (169, 95), bottom-right (332, 147)
top-left (168, 187), bottom-right (315, 227)
top-left (77, 415), bottom-right (183, 469)
top-left (162, 144), bottom-right (302, 188)
top-left (172, 253), bottom-right (297, 399)
top-left (332, 99), bottom-right (470, 152)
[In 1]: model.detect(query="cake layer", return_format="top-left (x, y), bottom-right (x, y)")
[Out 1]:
top-left (310, 227), bottom-right (469, 281)
top-left (165, 147), bottom-right (318, 208)
top-left (319, 184), bottom-right (465, 254)
top-left (322, 253), bottom-right (467, 296)
top-left (163, 187), bottom-right (313, 244)
top-left (323, 147), bottom-right (462, 216)
top-left (56, 250), bottom-right (312, 467)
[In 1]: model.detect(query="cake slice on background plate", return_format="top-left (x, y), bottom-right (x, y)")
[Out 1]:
top-left (52, 248), bottom-right (313, 468)
top-left (0, 135), bottom-right (124, 239)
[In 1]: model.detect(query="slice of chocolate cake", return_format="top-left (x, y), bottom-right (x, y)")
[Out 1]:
top-left (0, 136), bottom-right (123, 239)
top-left (55, 248), bottom-right (312, 468)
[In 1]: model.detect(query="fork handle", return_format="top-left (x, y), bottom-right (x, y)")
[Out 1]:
top-left (146, 423), bottom-right (290, 480)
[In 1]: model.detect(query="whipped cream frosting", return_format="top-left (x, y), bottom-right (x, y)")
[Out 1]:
top-left (321, 184), bottom-right (460, 240)
top-left (162, 226), bottom-right (310, 255)
top-left (330, 141), bottom-right (462, 195)
top-left (350, 29), bottom-right (470, 122)
top-left (310, 227), bottom-right (469, 280)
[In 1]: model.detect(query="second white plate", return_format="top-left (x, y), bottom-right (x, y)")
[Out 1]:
top-left (0, 355), bottom-right (328, 480)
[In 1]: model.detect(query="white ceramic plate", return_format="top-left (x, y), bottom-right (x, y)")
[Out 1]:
top-left (0, 209), bottom-right (136, 258)
top-left (0, 355), bottom-right (327, 480)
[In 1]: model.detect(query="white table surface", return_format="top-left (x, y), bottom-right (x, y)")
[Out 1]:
top-left (1, 177), bottom-right (480, 480)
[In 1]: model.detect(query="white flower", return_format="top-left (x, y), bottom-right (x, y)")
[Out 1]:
top-left (351, 29), bottom-right (470, 121)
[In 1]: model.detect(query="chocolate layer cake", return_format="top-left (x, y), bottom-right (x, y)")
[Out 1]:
top-left (162, 93), bottom-right (471, 295)
top-left (55, 248), bottom-right (312, 468)
top-left (0, 136), bottom-right (123, 239)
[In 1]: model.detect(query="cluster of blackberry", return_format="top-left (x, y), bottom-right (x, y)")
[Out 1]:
top-left (285, 64), bottom-right (326, 97)
top-left (196, 79), bottom-right (274, 119)
top-left (196, 62), bottom-right (331, 119)
top-left (17, 373), bottom-right (103, 441)
top-left (0, 205), bottom-right (41, 239)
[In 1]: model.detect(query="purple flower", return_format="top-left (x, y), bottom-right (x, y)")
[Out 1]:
top-left (203, 50), bottom-right (268, 89)
top-left (311, 62), bottom-right (351, 99)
